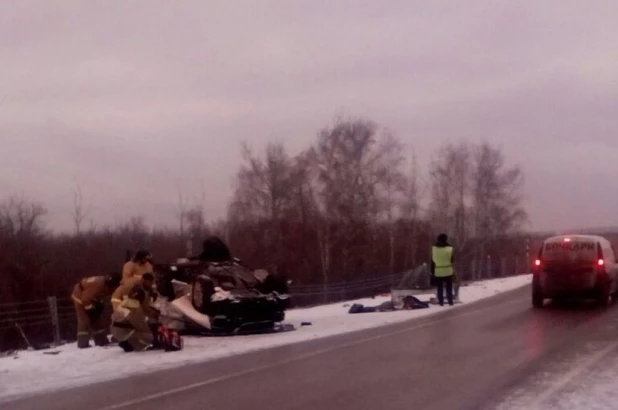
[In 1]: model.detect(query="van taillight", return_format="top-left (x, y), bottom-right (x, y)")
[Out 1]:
top-left (596, 243), bottom-right (605, 272)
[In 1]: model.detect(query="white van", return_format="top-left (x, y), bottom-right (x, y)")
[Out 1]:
top-left (532, 234), bottom-right (618, 308)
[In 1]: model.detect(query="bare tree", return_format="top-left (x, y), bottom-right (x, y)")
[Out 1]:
top-left (471, 142), bottom-right (527, 239)
top-left (0, 197), bottom-right (48, 301)
top-left (176, 183), bottom-right (189, 252)
top-left (0, 196), bottom-right (48, 237)
top-left (311, 117), bottom-right (406, 277)
top-left (185, 205), bottom-right (208, 255)
top-left (231, 141), bottom-right (296, 221)
top-left (427, 141), bottom-right (473, 250)
top-left (71, 184), bottom-right (89, 235)
top-left (373, 132), bottom-right (407, 273)
top-left (229, 140), bottom-right (298, 266)
top-left (399, 153), bottom-right (428, 268)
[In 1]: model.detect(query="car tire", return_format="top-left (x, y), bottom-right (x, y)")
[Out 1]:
top-left (532, 277), bottom-right (544, 308)
top-left (532, 291), bottom-right (544, 308)
top-left (611, 280), bottom-right (618, 297)
top-left (596, 285), bottom-right (611, 308)
top-left (192, 275), bottom-right (216, 313)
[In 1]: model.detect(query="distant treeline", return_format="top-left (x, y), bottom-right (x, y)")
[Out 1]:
top-left (0, 116), bottom-right (529, 304)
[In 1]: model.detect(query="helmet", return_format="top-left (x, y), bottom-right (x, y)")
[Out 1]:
top-left (133, 249), bottom-right (152, 262)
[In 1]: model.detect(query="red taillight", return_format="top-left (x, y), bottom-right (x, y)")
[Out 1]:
top-left (596, 243), bottom-right (605, 272)
top-left (534, 259), bottom-right (541, 266)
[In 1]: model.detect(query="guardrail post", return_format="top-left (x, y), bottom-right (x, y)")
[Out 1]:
top-left (47, 296), bottom-right (60, 347)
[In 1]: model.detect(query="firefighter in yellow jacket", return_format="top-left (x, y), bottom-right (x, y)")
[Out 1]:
top-left (110, 284), bottom-right (156, 352)
top-left (71, 273), bottom-right (121, 348)
top-left (121, 249), bottom-right (154, 284)
top-left (111, 273), bottom-right (157, 316)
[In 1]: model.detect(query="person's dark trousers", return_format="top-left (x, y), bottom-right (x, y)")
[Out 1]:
top-left (436, 276), bottom-right (454, 306)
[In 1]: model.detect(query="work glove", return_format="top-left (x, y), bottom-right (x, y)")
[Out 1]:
top-left (85, 301), bottom-right (104, 320)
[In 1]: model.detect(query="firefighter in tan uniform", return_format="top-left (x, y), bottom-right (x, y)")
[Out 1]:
top-left (111, 273), bottom-right (157, 313)
top-left (110, 285), bottom-right (156, 352)
top-left (121, 249), bottom-right (154, 284)
top-left (71, 273), bottom-right (121, 348)
top-left (111, 274), bottom-right (161, 351)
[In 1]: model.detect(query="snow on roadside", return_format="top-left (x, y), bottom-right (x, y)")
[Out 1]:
top-left (0, 274), bottom-right (531, 402)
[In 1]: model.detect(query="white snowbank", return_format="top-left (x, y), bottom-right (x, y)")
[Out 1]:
top-left (0, 274), bottom-right (531, 402)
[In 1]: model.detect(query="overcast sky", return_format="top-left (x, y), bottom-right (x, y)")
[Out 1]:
top-left (1, 1), bottom-right (617, 233)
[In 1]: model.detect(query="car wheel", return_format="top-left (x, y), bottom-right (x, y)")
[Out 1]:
top-left (532, 291), bottom-right (544, 308)
top-left (532, 278), bottom-right (544, 308)
top-left (611, 280), bottom-right (618, 297)
top-left (192, 275), bottom-right (215, 312)
top-left (596, 285), bottom-right (611, 308)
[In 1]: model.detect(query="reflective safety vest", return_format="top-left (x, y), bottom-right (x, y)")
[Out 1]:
top-left (432, 246), bottom-right (454, 277)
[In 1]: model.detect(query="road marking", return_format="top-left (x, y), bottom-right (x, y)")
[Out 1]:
top-left (527, 339), bottom-right (618, 410)
top-left (97, 297), bottom-right (526, 410)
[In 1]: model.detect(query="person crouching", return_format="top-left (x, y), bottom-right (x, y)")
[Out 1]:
top-left (110, 285), bottom-right (157, 352)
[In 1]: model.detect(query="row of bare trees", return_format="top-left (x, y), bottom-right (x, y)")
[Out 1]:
top-left (0, 116), bottom-right (528, 305)
top-left (226, 117), bottom-right (528, 288)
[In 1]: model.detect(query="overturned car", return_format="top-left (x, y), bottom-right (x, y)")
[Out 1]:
top-left (153, 257), bottom-right (291, 335)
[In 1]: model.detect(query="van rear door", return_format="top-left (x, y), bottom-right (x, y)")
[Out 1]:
top-left (541, 237), bottom-right (599, 274)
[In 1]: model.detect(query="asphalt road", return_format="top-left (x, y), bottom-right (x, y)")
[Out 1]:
top-left (5, 285), bottom-right (618, 410)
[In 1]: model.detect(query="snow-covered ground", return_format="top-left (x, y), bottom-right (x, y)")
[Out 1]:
top-left (0, 274), bottom-right (531, 402)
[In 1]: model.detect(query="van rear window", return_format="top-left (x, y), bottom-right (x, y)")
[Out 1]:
top-left (542, 240), bottom-right (597, 262)
top-left (544, 242), bottom-right (595, 252)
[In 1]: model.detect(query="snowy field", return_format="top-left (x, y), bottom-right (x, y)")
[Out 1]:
top-left (0, 274), bottom-right (531, 402)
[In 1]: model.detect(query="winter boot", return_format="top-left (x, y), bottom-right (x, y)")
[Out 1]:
top-left (118, 340), bottom-right (134, 352)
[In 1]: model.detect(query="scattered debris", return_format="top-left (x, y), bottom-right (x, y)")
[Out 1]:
top-left (348, 296), bottom-right (430, 314)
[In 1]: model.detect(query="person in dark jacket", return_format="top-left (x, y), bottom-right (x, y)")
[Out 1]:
top-left (431, 233), bottom-right (455, 306)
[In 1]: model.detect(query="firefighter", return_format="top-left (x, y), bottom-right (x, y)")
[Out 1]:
top-left (110, 285), bottom-right (155, 352)
top-left (71, 273), bottom-right (121, 348)
top-left (121, 249), bottom-right (153, 284)
top-left (111, 273), bottom-right (157, 315)
top-left (431, 233), bottom-right (455, 306)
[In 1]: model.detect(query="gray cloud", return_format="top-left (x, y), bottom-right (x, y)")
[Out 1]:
top-left (1, 0), bottom-right (617, 232)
